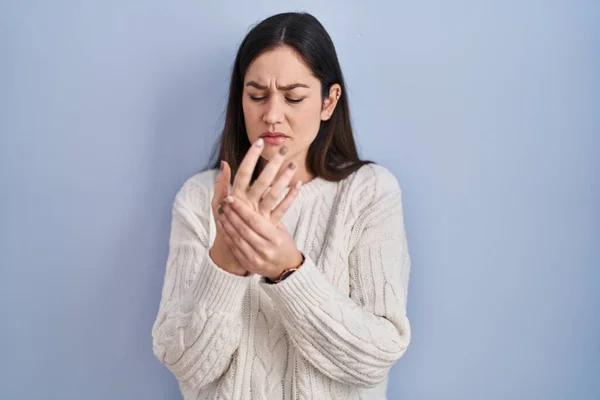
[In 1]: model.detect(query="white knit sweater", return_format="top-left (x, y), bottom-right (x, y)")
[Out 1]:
top-left (152, 163), bottom-right (411, 400)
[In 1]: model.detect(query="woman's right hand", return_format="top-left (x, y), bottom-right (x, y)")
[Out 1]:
top-left (209, 161), bottom-right (248, 276)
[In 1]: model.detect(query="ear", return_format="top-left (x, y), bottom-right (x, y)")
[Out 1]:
top-left (320, 83), bottom-right (342, 121)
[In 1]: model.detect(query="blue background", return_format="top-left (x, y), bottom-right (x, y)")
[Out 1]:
top-left (1, 1), bottom-right (598, 399)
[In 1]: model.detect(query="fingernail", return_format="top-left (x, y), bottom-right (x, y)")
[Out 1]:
top-left (279, 146), bottom-right (288, 155)
top-left (256, 138), bottom-right (264, 147)
top-left (220, 161), bottom-right (224, 171)
top-left (225, 196), bottom-right (234, 204)
top-left (289, 162), bottom-right (296, 170)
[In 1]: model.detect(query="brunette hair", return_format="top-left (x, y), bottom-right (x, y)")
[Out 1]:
top-left (208, 12), bottom-right (373, 182)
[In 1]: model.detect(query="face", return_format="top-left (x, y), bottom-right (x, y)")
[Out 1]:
top-left (242, 45), bottom-right (340, 177)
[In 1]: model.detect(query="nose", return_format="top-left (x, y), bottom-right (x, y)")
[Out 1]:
top-left (262, 96), bottom-right (284, 125)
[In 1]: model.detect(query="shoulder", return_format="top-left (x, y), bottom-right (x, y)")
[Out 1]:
top-left (353, 163), bottom-right (401, 193)
top-left (343, 164), bottom-right (406, 249)
top-left (173, 168), bottom-right (218, 209)
top-left (344, 163), bottom-right (403, 208)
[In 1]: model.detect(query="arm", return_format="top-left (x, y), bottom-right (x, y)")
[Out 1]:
top-left (260, 167), bottom-right (411, 388)
top-left (152, 179), bottom-right (250, 389)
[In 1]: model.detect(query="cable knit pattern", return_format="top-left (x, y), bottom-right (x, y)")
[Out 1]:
top-left (152, 164), bottom-right (411, 399)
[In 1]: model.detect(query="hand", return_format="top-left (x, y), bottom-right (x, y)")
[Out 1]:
top-left (209, 161), bottom-right (247, 276)
top-left (228, 138), bottom-right (302, 220)
top-left (218, 195), bottom-right (304, 280)
top-left (216, 138), bottom-right (304, 278)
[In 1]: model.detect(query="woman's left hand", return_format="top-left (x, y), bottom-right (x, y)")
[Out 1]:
top-left (218, 195), bottom-right (304, 280)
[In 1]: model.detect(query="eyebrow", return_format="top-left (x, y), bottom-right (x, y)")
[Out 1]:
top-left (245, 81), bottom-right (310, 91)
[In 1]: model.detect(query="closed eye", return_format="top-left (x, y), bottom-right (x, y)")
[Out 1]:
top-left (248, 95), bottom-right (305, 104)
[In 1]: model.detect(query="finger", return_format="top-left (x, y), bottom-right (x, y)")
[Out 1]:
top-left (271, 180), bottom-right (303, 223)
top-left (224, 196), bottom-right (278, 240)
top-left (259, 161), bottom-right (297, 214)
top-left (212, 161), bottom-right (231, 217)
top-left (222, 202), bottom-right (270, 251)
top-left (232, 138), bottom-right (265, 194)
top-left (247, 145), bottom-right (290, 201)
top-left (219, 214), bottom-right (258, 265)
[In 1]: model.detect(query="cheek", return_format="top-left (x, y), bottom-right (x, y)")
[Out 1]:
top-left (242, 99), bottom-right (257, 121)
top-left (289, 102), bottom-right (322, 139)
top-left (242, 100), bottom-right (262, 136)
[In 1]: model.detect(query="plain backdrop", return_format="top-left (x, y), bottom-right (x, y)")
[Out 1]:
top-left (1, 1), bottom-right (598, 399)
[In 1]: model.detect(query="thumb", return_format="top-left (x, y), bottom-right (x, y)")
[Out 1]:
top-left (212, 161), bottom-right (231, 213)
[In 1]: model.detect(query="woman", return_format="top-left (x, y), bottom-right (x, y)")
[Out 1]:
top-left (152, 12), bottom-right (411, 400)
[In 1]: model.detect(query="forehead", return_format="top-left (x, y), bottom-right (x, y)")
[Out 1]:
top-left (244, 45), bottom-right (316, 85)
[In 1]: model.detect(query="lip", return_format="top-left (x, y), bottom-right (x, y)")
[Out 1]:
top-left (260, 132), bottom-right (289, 145)
top-left (260, 132), bottom-right (289, 138)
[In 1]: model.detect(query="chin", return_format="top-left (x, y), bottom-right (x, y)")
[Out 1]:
top-left (259, 146), bottom-right (281, 161)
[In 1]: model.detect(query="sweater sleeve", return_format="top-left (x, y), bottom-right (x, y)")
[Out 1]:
top-left (152, 177), bottom-right (251, 390)
top-left (260, 166), bottom-right (411, 388)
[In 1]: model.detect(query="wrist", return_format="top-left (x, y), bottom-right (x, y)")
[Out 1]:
top-left (220, 263), bottom-right (249, 277)
top-left (265, 252), bottom-right (305, 284)
top-left (209, 244), bottom-right (248, 277)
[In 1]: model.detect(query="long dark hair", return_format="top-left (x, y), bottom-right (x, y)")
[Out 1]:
top-left (208, 12), bottom-right (373, 182)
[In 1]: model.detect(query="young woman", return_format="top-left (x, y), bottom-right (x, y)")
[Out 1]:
top-left (152, 12), bottom-right (411, 400)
